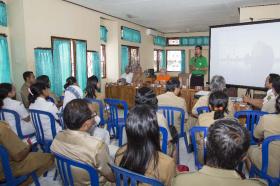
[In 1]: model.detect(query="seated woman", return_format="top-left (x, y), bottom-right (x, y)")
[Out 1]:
top-left (156, 68), bottom-right (171, 85)
top-left (62, 76), bottom-right (83, 109)
top-left (29, 82), bottom-right (62, 140)
top-left (0, 83), bottom-right (35, 136)
top-left (248, 95), bottom-right (280, 178)
top-left (115, 105), bottom-right (176, 186)
top-left (85, 75), bottom-right (110, 145)
top-left (198, 91), bottom-right (229, 127)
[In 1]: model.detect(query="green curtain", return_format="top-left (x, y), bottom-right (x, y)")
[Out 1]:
top-left (121, 46), bottom-right (129, 74)
top-left (100, 26), bottom-right (108, 43)
top-left (75, 41), bottom-right (87, 92)
top-left (121, 26), bottom-right (141, 43)
top-left (0, 35), bottom-right (11, 83)
top-left (159, 50), bottom-right (166, 69)
top-left (34, 48), bottom-right (54, 92)
top-left (92, 51), bottom-right (101, 82)
top-left (154, 36), bottom-right (166, 47)
top-left (180, 36), bottom-right (209, 46)
top-left (53, 39), bottom-right (71, 96)
top-left (0, 2), bottom-right (7, 27)
top-left (181, 50), bottom-right (186, 73)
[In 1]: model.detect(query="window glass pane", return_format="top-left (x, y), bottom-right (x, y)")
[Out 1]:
top-left (100, 45), bottom-right (106, 78)
top-left (131, 48), bottom-right (138, 65)
top-left (154, 50), bottom-right (158, 72)
top-left (167, 50), bottom-right (181, 72)
top-left (70, 40), bottom-right (75, 76)
top-left (87, 52), bottom-right (93, 77)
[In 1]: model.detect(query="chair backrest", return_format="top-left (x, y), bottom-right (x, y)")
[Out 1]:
top-left (104, 98), bottom-right (128, 125)
top-left (189, 126), bottom-right (208, 170)
top-left (196, 106), bottom-right (210, 115)
top-left (57, 111), bottom-right (65, 130)
top-left (0, 145), bottom-right (28, 185)
top-left (234, 110), bottom-right (268, 144)
top-left (52, 152), bottom-right (99, 186)
top-left (0, 109), bottom-right (25, 139)
top-left (110, 164), bottom-right (164, 186)
top-left (159, 127), bottom-right (168, 154)
top-left (84, 98), bottom-right (105, 126)
top-left (29, 109), bottom-right (57, 151)
top-left (158, 106), bottom-right (185, 135)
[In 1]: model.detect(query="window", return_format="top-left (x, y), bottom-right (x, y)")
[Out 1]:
top-left (129, 46), bottom-right (139, 65)
top-left (167, 38), bottom-right (180, 46)
top-left (87, 51), bottom-right (93, 77)
top-left (166, 50), bottom-right (182, 72)
top-left (100, 44), bottom-right (106, 78)
top-left (154, 49), bottom-right (163, 72)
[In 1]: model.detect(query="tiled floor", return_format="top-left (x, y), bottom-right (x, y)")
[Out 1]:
top-left (31, 137), bottom-right (196, 186)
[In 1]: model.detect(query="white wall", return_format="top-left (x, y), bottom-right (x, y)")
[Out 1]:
top-left (240, 4), bottom-right (280, 22)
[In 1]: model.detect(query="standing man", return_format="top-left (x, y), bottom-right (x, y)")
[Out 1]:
top-left (20, 71), bottom-right (36, 108)
top-left (189, 45), bottom-right (208, 88)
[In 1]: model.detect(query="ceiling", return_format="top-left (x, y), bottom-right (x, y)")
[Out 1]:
top-left (65, 0), bottom-right (280, 33)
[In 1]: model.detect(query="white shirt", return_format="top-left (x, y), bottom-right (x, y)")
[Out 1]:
top-left (263, 89), bottom-right (276, 104)
top-left (63, 85), bottom-right (83, 109)
top-left (2, 97), bottom-right (35, 136)
top-left (121, 72), bottom-right (133, 84)
top-left (29, 97), bottom-right (62, 140)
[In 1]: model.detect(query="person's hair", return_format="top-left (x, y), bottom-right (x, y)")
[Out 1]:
top-left (195, 45), bottom-right (202, 50)
top-left (64, 76), bottom-right (77, 89)
top-left (85, 75), bottom-right (99, 98)
top-left (210, 75), bottom-right (226, 92)
top-left (119, 105), bottom-right (161, 175)
top-left (272, 76), bottom-right (280, 95)
top-left (36, 75), bottom-right (50, 88)
top-left (268, 73), bottom-right (280, 84)
top-left (63, 99), bottom-right (92, 130)
top-left (166, 78), bottom-right (180, 92)
top-left (0, 83), bottom-right (13, 108)
top-left (209, 91), bottom-right (229, 120)
top-left (135, 87), bottom-right (158, 110)
top-left (206, 119), bottom-right (250, 170)
top-left (28, 82), bottom-right (49, 103)
top-left (23, 71), bottom-right (34, 81)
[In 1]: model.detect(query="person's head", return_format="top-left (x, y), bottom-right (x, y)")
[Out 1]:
top-left (125, 66), bottom-right (131, 74)
top-left (85, 75), bottom-right (100, 98)
top-left (63, 99), bottom-right (96, 131)
top-left (265, 73), bottom-right (279, 89)
top-left (0, 83), bottom-right (16, 108)
top-left (119, 104), bottom-right (160, 175)
top-left (135, 87), bottom-right (158, 110)
top-left (28, 82), bottom-right (50, 103)
top-left (208, 91), bottom-right (229, 120)
top-left (210, 75), bottom-right (226, 92)
top-left (195, 45), bottom-right (202, 56)
top-left (64, 76), bottom-right (77, 89)
top-left (166, 78), bottom-right (181, 96)
top-left (272, 76), bottom-right (280, 96)
top-left (23, 71), bottom-right (35, 84)
top-left (159, 68), bottom-right (166, 75)
top-left (36, 75), bottom-right (51, 88)
top-left (206, 119), bottom-right (250, 170)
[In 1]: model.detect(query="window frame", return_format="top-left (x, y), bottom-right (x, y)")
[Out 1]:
top-left (167, 37), bottom-right (180, 46)
top-left (166, 49), bottom-right (182, 72)
top-left (154, 49), bottom-right (163, 72)
top-left (100, 44), bottom-right (106, 79)
top-left (122, 45), bottom-right (140, 66)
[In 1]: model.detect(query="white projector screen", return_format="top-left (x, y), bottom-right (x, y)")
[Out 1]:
top-left (210, 20), bottom-right (280, 89)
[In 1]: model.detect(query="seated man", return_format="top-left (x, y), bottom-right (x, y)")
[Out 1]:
top-left (157, 78), bottom-right (187, 131)
top-left (20, 71), bottom-right (36, 108)
top-left (261, 76), bottom-right (280, 113)
top-left (173, 119), bottom-right (266, 186)
top-left (51, 99), bottom-right (115, 185)
top-left (243, 73), bottom-right (279, 113)
top-left (0, 121), bottom-right (53, 185)
top-left (156, 68), bottom-right (171, 84)
top-left (119, 66), bottom-right (133, 84)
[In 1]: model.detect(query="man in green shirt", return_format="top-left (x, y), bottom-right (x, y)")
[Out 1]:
top-left (189, 45), bottom-right (208, 87)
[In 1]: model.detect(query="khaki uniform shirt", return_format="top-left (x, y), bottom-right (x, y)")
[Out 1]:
top-left (157, 92), bottom-right (188, 131)
top-left (248, 114), bottom-right (280, 177)
top-left (192, 95), bottom-right (235, 116)
top-left (50, 129), bottom-right (114, 185)
top-left (173, 165), bottom-right (266, 186)
top-left (20, 82), bottom-right (30, 108)
top-left (261, 96), bottom-right (276, 113)
top-left (0, 121), bottom-right (53, 180)
top-left (198, 111), bottom-right (231, 127)
top-left (115, 146), bottom-right (176, 186)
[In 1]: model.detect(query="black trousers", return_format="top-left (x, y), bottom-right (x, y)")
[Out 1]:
top-left (190, 74), bottom-right (204, 87)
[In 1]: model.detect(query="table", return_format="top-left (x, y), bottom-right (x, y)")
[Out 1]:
top-left (105, 84), bottom-right (199, 113)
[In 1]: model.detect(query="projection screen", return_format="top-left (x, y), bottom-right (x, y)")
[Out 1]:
top-left (210, 20), bottom-right (280, 89)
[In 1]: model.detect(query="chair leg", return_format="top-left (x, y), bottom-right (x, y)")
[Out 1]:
top-left (176, 141), bottom-right (180, 164)
top-left (183, 133), bottom-right (192, 153)
top-left (53, 169), bottom-right (58, 181)
top-left (31, 172), bottom-right (40, 186)
top-left (249, 165), bottom-right (255, 178)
